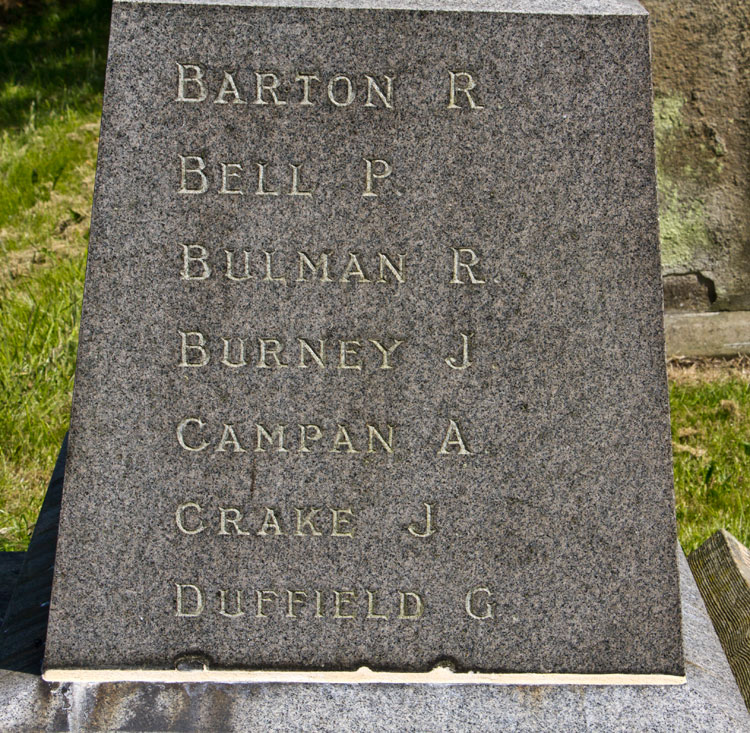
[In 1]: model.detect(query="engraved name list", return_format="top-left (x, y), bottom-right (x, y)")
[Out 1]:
top-left (170, 61), bottom-right (492, 626)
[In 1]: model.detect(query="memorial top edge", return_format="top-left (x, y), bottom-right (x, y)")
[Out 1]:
top-left (113, 0), bottom-right (647, 17)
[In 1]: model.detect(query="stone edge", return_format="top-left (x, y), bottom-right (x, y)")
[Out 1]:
top-left (112, 0), bottom-right (648, 16)
top-left (43, 669), bottom-right (686, 685)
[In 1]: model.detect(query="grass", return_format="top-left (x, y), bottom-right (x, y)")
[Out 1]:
top-left (0, 0), bottom-right (749, 557)
top-left (0, 0), bottom-right (106, 550)
top-left (0, 0), bottom-right (110, 130)
top-left (669, 359), bottom-right (750, 552)
top-left (0, 255), bottom-right (85, 549)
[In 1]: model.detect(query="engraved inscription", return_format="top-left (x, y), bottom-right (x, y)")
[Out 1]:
top-left (178, 332), bottom-right (405, 371)
top-left (178, 156), bottom-right (315, 196)
top-left (180, 246), bottom-right (406, 285)
top-left (175, 584), bottom-right (425, 621)
top-left (175, 503), bottom-right (356, 538)
top-left (176, 418), bottom-right (396, 454)
top-left (407, 503), bottom-right (436, 537)
top-left (447, 71), bottom-right (484, 109)
top-left (174, 583), bottom-right (498, 622)
top-left (444, 332), bottom-right (472, 370)
top-left (176, 64), bottom-right (395, 109)
top-left (161, 53), bottom-right (492, 637)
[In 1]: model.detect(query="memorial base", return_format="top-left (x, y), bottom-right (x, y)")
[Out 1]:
top-left (0, 441), bottom-right (746, 731)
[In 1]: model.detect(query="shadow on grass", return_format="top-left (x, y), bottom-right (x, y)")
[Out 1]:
top-left (0, 0), bottom-right (111, 131)
top-left (0, 435), bottom-right (65, 673)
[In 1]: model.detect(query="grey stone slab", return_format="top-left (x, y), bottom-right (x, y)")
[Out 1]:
top-left (46, 0), bottom-right (683, 676)
top-left (1, 538), bottom-right (746, 730)
top-left (665, 311), bottom-right (750, 357)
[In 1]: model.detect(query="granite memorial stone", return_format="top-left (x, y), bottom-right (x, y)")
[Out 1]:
top-left (44, 0), bottom-right (683, 681)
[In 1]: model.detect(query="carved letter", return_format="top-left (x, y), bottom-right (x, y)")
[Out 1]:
top-left (289, 164), bottom-right (313, 196)
top-left (220, 163), bottom-right (243, 195)
top-left (297, 252), bottom-right (332, 283)
top-left (179, 331), bottom-right (209, 367)
top-left (298, 424), bottom-right (323, 452)
top-left (295, 508), bottom-right (322, 536)
top-left (369, 339), bottom-right (403, 369)
top-left (176, 63), bottom-right (206, 102)
top-left (220, 589), bottom-right (245, 617)
top-left (256, 589), bottom-right (278, 617)
top-left (451, 248), bottom-right (485, 284)
top-left (363, 158), bottom-right (392, 197)
top-left (214, 72), bottom-right (245, 104)
top-left (331, 425), bottom-right (359, 453)
top-left (178, 155), bottom-right (208, 194)
top-left (254, 72), bottom-right (286, 105)
top-left (367, 424), bottom-right (394, 453)
top-left (298, 339), bottom-right (326, 368)
top-left (287, 590), bottom-right (307, 618)
top-left (466, 587), bottom-right (494, 619)
top-left (262, 251), bottom-right (285, 283)
top-left (408, 503), bottom-right (435, 537)
top-left (175, 583), bottom-right (204, 617)
top-left (340, 253), bottom-right (370, 283)
top-left (177, 418), bottom-right (208, 452)
top-left (338, 340), bottom-right (362, 370)
top-left (255, 424), bottom-right (288, 452)
top-left (258, 339), bottom-right (289, 368)
top-left (221, 338), bottom-right (247, 368)
top-left (175, 502), bottom-right (205, 535)
top-left (398, 591), bottom-right (424, 620)
top-left (295, 73), bottom-right (320, 105)
top-left (315, 590), bottom-right (324, 617)
top-left (181, 244), bottom-right (211, 280)
top-left (257, 508), bottom-right (284, 536)
top-left (447, 71), bottom-right (484, 109)
top-left (366, 590), bottom-right (388, 620)
top-left (333, 590), bottom-right (357, 618)
top-left (364, 75), bottom-right (394, 108)
top-left (445, 332), bottom-right (472, 370)
top-left (215, 424), bottom-right (247, 453)
top-left (438, 420), bottom-right (472, 455)
top-left (256, 164), bottom-right (280, 196)
top-left (225, 250), bottom-right (253, 281)
top-left (327, 75), bottom-right (355, 106)
top-left (219, 507), bottom-right (250, 535)
top-left (377, 253), bottom-right (405, 283)
top-left (331, 508), bottom-right (355, 538)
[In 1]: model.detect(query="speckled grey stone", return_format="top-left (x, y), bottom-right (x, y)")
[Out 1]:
top-left (45, 0), bottom-right (682, 676)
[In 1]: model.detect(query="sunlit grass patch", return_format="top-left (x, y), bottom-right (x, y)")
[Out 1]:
top-left (669, 358), bottom-right (750, 553)
top-left (0, 117), bottom-right (99, 252)
top-left (0, 115), bottom-right (95, 551)
top-left (0, 0), bottom-right (105, 549)
top-left (0, 252), bottom-right (85, 550)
